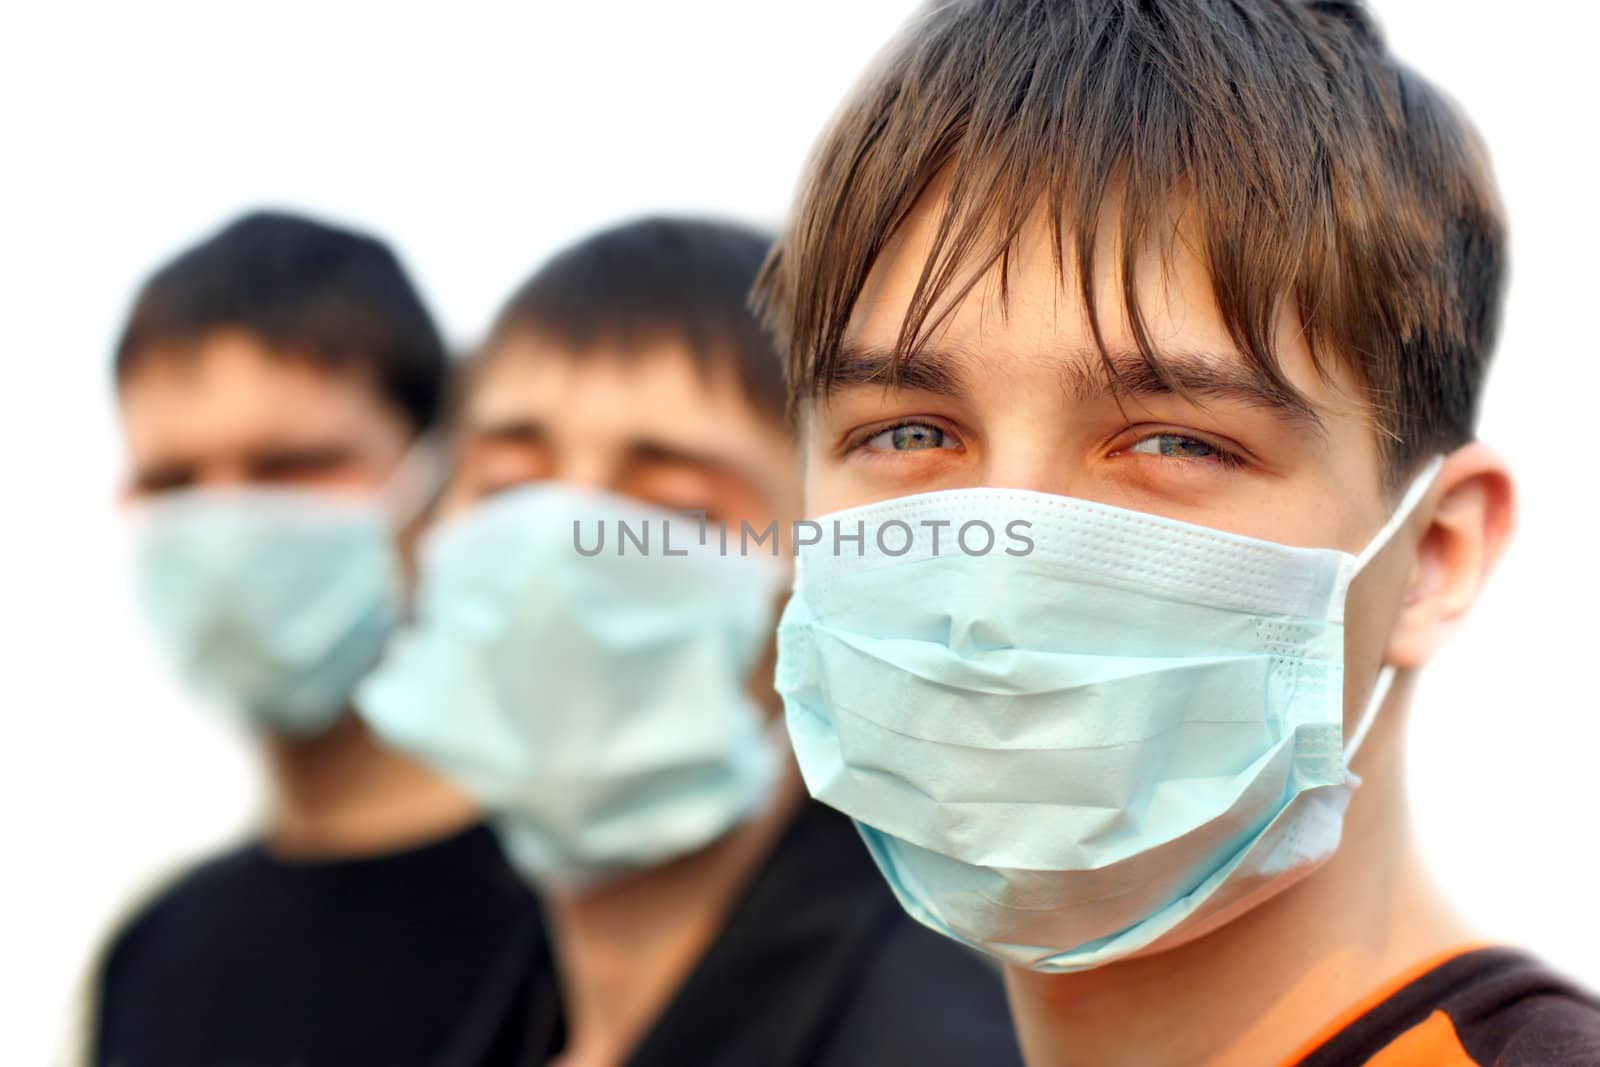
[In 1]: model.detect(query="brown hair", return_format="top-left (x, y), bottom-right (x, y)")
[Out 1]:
top-left (117, 210), bottom-right (448, 433)
top-left (485, 216), bottom-right (786, 422)
top-left (754, 0), bottom-right (1505, 482)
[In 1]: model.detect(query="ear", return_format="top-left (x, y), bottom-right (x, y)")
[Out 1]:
top-left (1384, 443), bottom-right (1515, 669)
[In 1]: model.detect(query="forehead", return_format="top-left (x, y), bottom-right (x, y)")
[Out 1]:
top-left (467, 333), bottom-right (784, 451)
top-left (842, 191), bottom-right (1363, 417)
top-left (118, 331), bottom-right (393, 458)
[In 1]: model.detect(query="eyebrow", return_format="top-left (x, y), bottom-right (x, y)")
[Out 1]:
top-left (131, 459), bottom-right (197, 492)
top-left (467, 416), bottom-right (735, 472)
top-left (824, 340), bottom-right (1325, 436)
top-left (131, 441), bottom-right (360, 490)
top-left (246, 442), bottom-right (360, 476)
top-left (625, 439), bottom-right (752, 479)
top-left (822, 342), bottom-right (970, 399)
top-left (466, 416), bottom-right (779, 500)
top-left (466, 415), bottom-right (546, 443)
top-left (1065, 348), bottom-right (1326, 436)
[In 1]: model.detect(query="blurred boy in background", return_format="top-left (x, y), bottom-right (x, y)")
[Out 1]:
top-left (357, 217), bottom-right (1022, 1065)
top-left (95, 211), bottom-right (540, 1066)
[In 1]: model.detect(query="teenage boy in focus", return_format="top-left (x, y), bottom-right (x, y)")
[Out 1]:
top-left (754, 2), bottom-right (1600, 1064)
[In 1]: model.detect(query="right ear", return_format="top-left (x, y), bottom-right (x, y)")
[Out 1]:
top-left (1382, 443), bottom-right (1516, 670)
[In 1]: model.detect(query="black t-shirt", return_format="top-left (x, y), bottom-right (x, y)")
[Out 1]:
top-left (442, 801), bottom-right (1024, 1067)
top-left (95, 822), bottom-right (543, 1067)
top-left (1292, 945), bottom-right (1600, 1066)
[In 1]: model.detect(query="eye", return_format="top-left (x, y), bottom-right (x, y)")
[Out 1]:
top-left (250, 445), bottom-right (358, 482)
top-left (1125, 432), bottom-right (1243, 467)
top-left (863, 422), bottom-right (958, 452)
top-left (132, 464), bottom-right (195, 495)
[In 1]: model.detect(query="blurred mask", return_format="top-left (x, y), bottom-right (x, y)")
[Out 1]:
top-left (357, 483), bottom-right (786, 889)
top-left (128, 444), bottom-right (440, 736)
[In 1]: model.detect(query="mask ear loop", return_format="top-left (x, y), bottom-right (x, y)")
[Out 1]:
top-left (1351, 456), bottom-right (1446, 574)
top-left (1342, 455), bottom-right (1446, 763)
top-left (1343, 665), bottom-right (1395, 762)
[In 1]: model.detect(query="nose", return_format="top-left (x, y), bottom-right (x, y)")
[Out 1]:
top-left (966, 397), bottom-right (1087, 500)
top-left (979, 449), bottom-right (1084, 501)
top-left (195, 461), bottom-right (252, 490)
top-left (982, 468), bottom-right (1074, 498)
top-left (554, 450), bottom-right (624, 495)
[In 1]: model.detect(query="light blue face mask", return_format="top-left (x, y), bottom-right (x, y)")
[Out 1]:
top-left (356, 483), bottom-right (786, 889)
top-left (130, 488), bottom-right (402, 736)
top-left (776, 462), bottom-right (1440, 972)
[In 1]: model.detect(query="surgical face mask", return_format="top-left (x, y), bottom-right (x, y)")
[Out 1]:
top-left (356, 483), bottom-right (786, 890)
top-left (128, 446), bottom-right (437, 736)
top-left (776, 462), bottom-right (1440, 972)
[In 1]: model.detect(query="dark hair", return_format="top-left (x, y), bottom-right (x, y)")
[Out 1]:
top-left (487, 216), bottom-right (786, 422)
top-left (115, 210), bottom-right (448, 433)
top-left (755, 0), bottom-right (1506, 483)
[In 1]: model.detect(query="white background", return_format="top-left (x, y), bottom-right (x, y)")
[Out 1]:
top-left (1, 2), bottom-right (1595, 1062)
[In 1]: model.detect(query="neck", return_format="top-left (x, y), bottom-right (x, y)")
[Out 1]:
top-left (1004, 681), bottom-right (1476, 1067)
top-left (262, 712), bottom-right (480, 859)
top-left (543, 765), bottom-right (803, 1067)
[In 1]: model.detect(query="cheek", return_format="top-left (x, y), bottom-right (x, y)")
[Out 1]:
top-left (473, 444), bottom-right (554, 496)
top-left (804, 449), bottom-right (974, 515)
top-left (1339, 550), bottom-right (1412, 724)
top-left (616, 466), bottom-right (714, 517)
top-left (802, 447), bottom-right (863, 516)
top-left (713, 483), bottom-right (777, 539)
top-left (430, 479), bottom-right (481, 522)
top-left (802, 423), bottom-right (909, 515)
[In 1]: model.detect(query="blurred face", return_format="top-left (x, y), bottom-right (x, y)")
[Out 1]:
top-left (449, 334), bottom-right (800, 718)
top-left (118, 329), bottom-right (411, 500)
top-left (449, 333), bottom-right (798, 536)
top-left (804, 196), bottom-right (1422, 730)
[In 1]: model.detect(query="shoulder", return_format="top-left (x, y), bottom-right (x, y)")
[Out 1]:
top-left (824, 910), bottom-right (1024, 1066)
top-left (1450, 950), bottom-right (1600, 1067)
top-left (1299, 947), bottom-right (1600, 1067)
top-left (99, 843), bottom-right (265, 985)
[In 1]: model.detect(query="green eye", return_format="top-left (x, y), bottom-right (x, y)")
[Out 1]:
top-left (867, 423), bottom-right (953, 451)
top-left (1128, 434), bottom-right (1224, 461)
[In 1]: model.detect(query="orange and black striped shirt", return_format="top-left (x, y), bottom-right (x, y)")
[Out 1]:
top-left (1287, 947), bottom-right (1600, 1066)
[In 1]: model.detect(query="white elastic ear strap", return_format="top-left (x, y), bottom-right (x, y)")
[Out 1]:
top-left (1343, 455), bottom-right (1446, 762)
top-left (1344, 665), bottom-right (1395, 762)
top-left (1353, 455), bottom-right (1446, 573)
